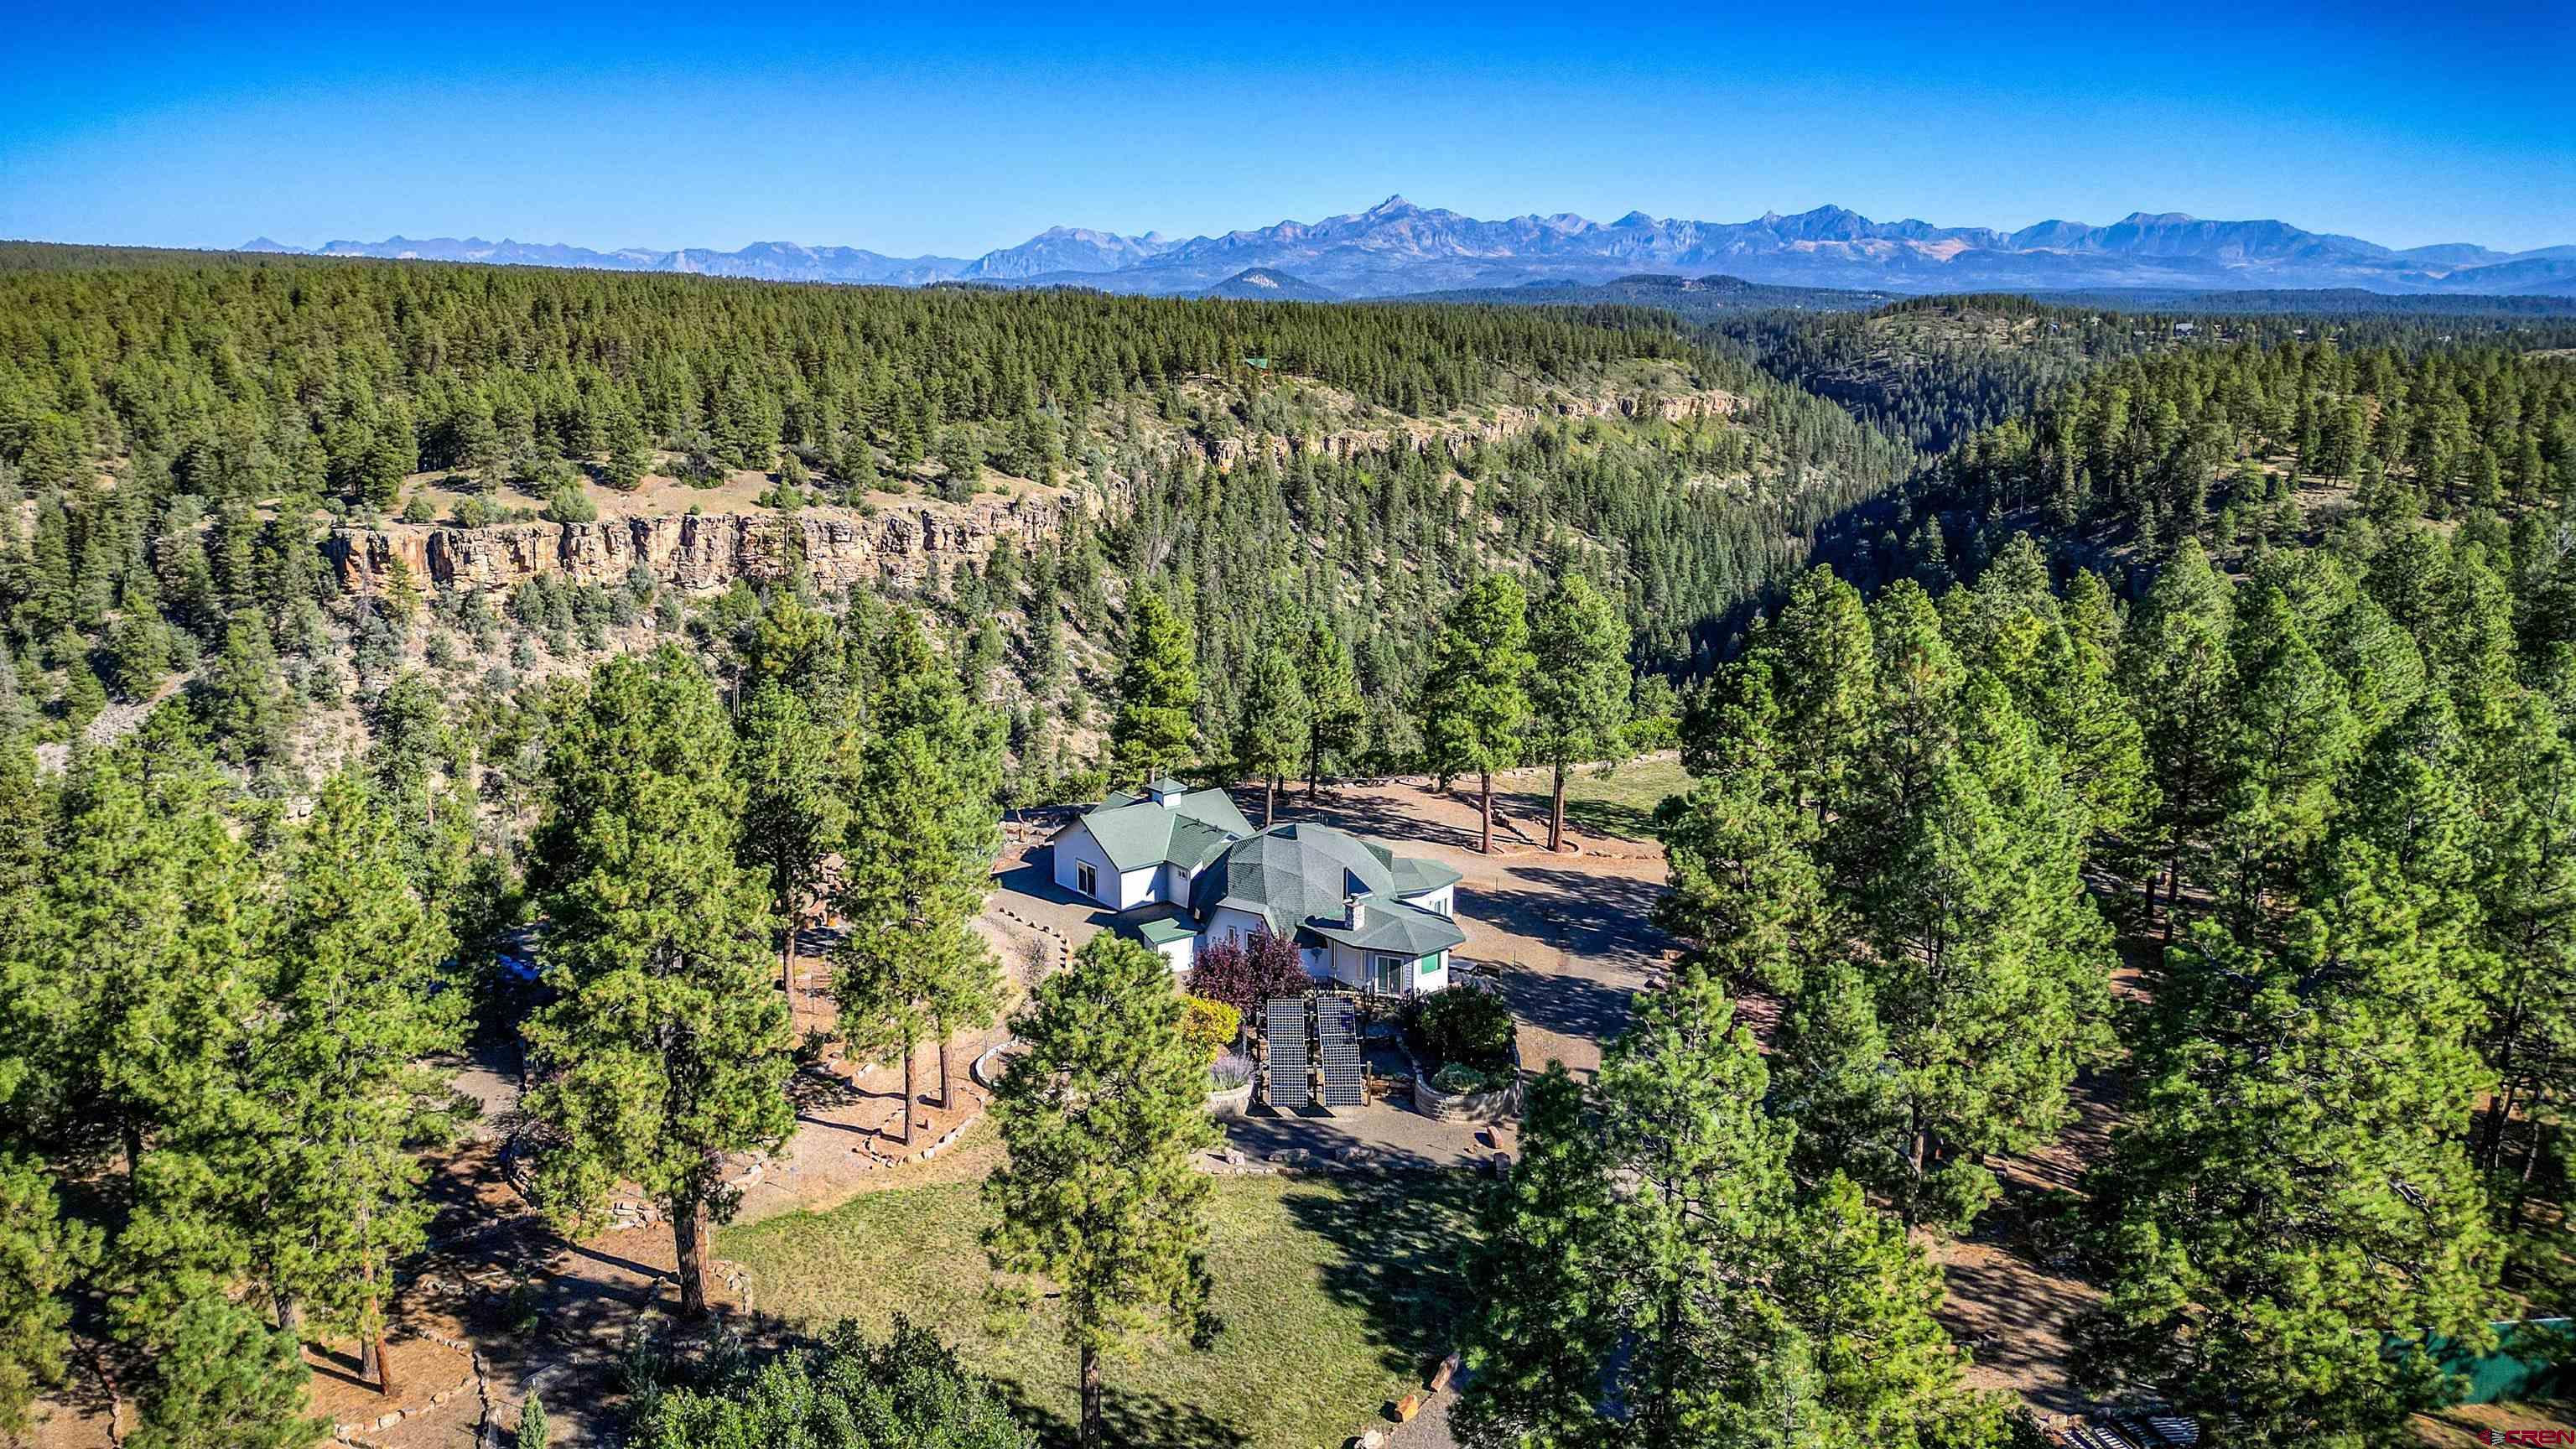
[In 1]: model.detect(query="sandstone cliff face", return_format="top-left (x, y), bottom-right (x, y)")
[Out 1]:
top-left (323, 493), bottom-right (1078, 596)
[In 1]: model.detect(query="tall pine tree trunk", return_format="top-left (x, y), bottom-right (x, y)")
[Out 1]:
top-left (1264, 776), bottom-right (1276, 828)
top-left (782, 889), bottom-right (799, 1034)
top-left (372, 1323), bottom-right (397, 1398)
top-left (1080, 1342), bottom-right (1104, 1449)
top-left (1549, 760), bottom-right (1568, 853)
top-left (674, 1188), bottom-right (713, 1318)
top-left (938, 1028), bottom-right (954, 1112)
top-left (275, 1294), bottom-right (301, 1335)
top-left (1479, 771), bottom-right (1495, 854)
top-left (900, 1044), bottom-right (917, 1146)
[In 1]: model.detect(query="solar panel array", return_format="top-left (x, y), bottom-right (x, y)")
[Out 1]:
top-left (1263, 998), bottom-right (1310, 1111)
top-left (1317, 997), bottom-right (1363, 1107)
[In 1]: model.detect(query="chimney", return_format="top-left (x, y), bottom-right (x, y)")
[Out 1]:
top-left (1343, 870), bottom-right (1370, 929)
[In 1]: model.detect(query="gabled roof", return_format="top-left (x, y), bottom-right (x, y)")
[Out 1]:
top-left (1067, 788), bottom-right (1255, 873)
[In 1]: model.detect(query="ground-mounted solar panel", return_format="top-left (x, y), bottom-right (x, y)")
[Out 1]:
top-left (1316, 996), bottom-right (1363, 1108)
top-left (1263, 998), bottom-right (1311, 1111)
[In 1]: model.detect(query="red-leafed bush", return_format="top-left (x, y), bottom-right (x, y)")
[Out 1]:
top-left (1186, 929), bottom-right (1312, 1015)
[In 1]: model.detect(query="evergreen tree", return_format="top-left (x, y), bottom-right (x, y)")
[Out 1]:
top-left (632, 1317), bottom-right (1034, 1449)
top-left (1452, 1066), bottom-right (1617, 1449)
top-left (522, 647), bottom-right (794, 1318)
top-left (0, 1155), bottom-right (95, 1440)
top-left (1231, 642), bottom-right (1307, 827)
top-left (195, 611), bottom-right (289, 764)
top-left (1109, 589), bottom-right (1197, 787)
top-left (1763, 567), bottom-right (1876, 823)
top-left (984, 934), bottom-right (1218, 1449)
top-left (517, 1393), bottom-right (548, 1448)
top-left (2083, 845), bottom-right (2499, 1443)
top-left (735, 680), bottom-right (851, 1030)
top-left (1527, 574), bottom-right (1630, 853)
top-left (1295, 614), bottom-right (1363, 793)
top-left (126, 1294), bottom-right (325, 1449)
top-left (1423, 571), bottom-right (1534, 854)
top-left (1652, 767), bottom-right (1829, 997)
top-left (250, 772), bottom-right (465, 1394)
top-left (2122, 538), bottom-right (2237, 933)
top-left (836, 613), bottom-right (1004, 1127)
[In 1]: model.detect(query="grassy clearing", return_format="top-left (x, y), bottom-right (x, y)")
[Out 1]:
top-left (722, 1169), bottom-right (1478, 1449)
top-left (1500, 755), bottom-right (1691, 843)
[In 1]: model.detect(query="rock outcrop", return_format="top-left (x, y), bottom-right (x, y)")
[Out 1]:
top-left (1181, 386), bottom-right (1743, 470)
top-left (321, 385), bottom-right (1742, 597)
top-left (323, 492), bottom-right (1078, 596)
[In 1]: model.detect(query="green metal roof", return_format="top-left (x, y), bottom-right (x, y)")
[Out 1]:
top-left (1306, 899), bottom-right (1467, 957)
top-left (1118, 906), bottom-right (1201, 948)
top-left (1067, 789), bottom-right (1255, 873)
top-left (1191, 823), bottom-right (1395, 936)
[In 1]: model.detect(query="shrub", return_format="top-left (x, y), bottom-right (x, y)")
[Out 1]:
top-left (1186, 930), bottom-right (1311, 1015)
top-left (1430, 1062), bottom-right (1488, 1095)
top-left (1208, 1052), bottom-right (1254, 1092)
top-left (1180, 995), bottom-right (1241, 1062)
top-left (543, 483), bottom-right (599, 524)
top-left (399, 494), bottom-right (438, 525)
top-left (1414, 987), bottom-right (1514, 1071)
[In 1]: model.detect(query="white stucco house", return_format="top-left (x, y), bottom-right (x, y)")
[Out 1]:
top-left (1048, 777), bottom-right (1467, 995)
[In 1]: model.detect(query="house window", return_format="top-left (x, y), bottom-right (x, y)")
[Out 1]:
top-left (1076, 862), bottom-right (1098, 898)
top-left (1369, 953), bottom-right (1407, 995)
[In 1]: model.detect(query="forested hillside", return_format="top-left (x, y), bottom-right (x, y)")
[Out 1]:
top-left (1514, 331), bottom-right (2576, 1445)
top-left (0, 248), bottom-right (1913, 789)
top-left (1722, 293), bottom-right (2576, 453)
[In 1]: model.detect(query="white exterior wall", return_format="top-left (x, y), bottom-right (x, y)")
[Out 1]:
top-left (1202, 906), bottom-right (1270, 953)
top-left (1151, 934), bottom-right (1197, 973)
top-left (1401, 883), bottom-right (1457, 918)
top-left (1322, 941), bottom-right (1451, 995)
top-left (1154, 862), bottom-right (1197, 906)
top-left (1049, 828), bottom-right (1156, 910)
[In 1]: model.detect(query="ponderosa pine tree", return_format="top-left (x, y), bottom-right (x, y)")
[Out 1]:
top-left (1296, 614), bottom-right (1363, 793)
top-left (836, 612), bottom-right (1004, 1125)
top-left (1233, 641), bottom-right (1308, 827)
top-left (1527, 573), bottom-right (1630, 853)
top-left (735, 680), bottom-right (852, 1030)
top-left (2083, 844), bottom-right (2499, 1443)
top-left (984, 934), bottom-right (1217, 1449)
top-left (522, 647), bottom-right (794, 1319)
top-left (1452, 1065), bottom-right (1616, 1449)
top-left (1592, 966), bottom-right (2006, 1444)
top-left (2218, 585), bottom-right (2358, 924)
top-left (2122, 538), bottom-right (2238, 935)
top-left (250, 771), bottom-right (465, 1394)
top-left (125, 1294), bottom-right (325, 1449)
top-left (0, 1155), bottom-right (94, 1440)
top-left (1848, 675), bottom-right (2115, 1228)
top-left (1109, 589), bottom-right (1197, 787)
top-left (1651, 765), bottom-right (1830, 998)
top-left (1423, 571), bottom-right (1533, 854)
top-left (1763, 567), bottom-right (1876, 824)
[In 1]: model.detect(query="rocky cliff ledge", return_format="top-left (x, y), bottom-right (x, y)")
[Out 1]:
top-left (324, 492), bottom-right (1078, 596)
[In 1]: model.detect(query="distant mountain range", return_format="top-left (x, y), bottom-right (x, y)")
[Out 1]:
top-left (237, 197), bottom-right (2576, 297)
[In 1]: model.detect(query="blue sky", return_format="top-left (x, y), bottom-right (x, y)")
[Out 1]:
top-left (3, 0), bottom-right (2571, 256)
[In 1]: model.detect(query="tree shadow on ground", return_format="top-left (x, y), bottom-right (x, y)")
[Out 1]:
top-left (1242, 783), bottom-right (1495, 856)
top-left (1481, 868), bottom-right (1670, 972)
top-left (1491, 962), bottom-right (1638, 1072)
top-left (1495, 785), bottom-right (1659, 844)
top-left (1004, 1379), bottom-right (1254, 1449)
top-left (1278, 1168), bottom-right (1478, 1393)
